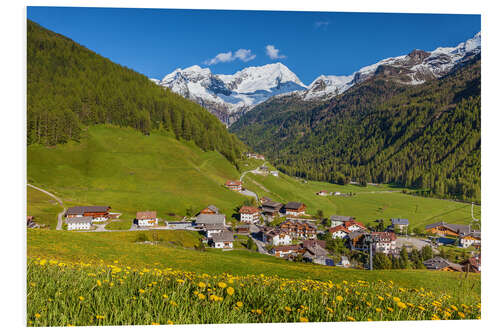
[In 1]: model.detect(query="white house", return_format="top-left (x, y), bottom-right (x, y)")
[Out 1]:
top-left (239, 206), bottom-right (260, 224)
top-left (372, 232), bottom-right (397, 255)
top-left (66, 216), bottom-right (93, 231)
top-left (344, 221), bottom-right (366, 232)
top-left (329, 225), bottom-right (350, 239)
top-left (459, 231), bottom-right (481, 248)
top-left (265, 229), bottom-right (292, 246)
top-left (270, 171), bottom-right (279, 177)
top-left (206, 224), bottom-right (228, 238)
top-left (136, 211), bottom-right (158, 227)
top-left (211, 231), bottom-right (234, 249)
top-left (271, 245), bottom-right (301, 258)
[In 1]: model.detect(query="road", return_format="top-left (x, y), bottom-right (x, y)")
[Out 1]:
top-left (239, 162), bottom-right (267, 202)
top-left (28, 183), bottom-right (65, 230)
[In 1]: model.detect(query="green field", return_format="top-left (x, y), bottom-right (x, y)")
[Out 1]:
top-left (27, 229), bottom-right (479, 297)
top-left (243, 172), bottom-right (480, 229)
top-left (27, 125), bottom-right (252, 225)
top-left (27, 186), bottom-right (63, 229)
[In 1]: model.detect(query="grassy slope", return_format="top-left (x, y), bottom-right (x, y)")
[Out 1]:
top-left (27, 186), bottom-right (62, 229)
top-left (27, 229), bottom-right (479, 298)
top-left (243, 172), bottom-right (481, 229)
top-left (27, 125), bottom-right (250, 223)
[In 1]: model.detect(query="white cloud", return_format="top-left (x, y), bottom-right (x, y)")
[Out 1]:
top-left (265, 45), bottom-right (286, 60)
top-left (314, 21), bottom-right (330, 29)
top-left (204, 48), bottom-right (256, 65)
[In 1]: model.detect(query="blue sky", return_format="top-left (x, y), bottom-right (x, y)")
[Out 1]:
top-left (27, 7), bottom-right (480, 84)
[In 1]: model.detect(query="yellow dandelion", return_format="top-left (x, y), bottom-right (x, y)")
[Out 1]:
top-left (167, 320), bottom-right (174, 325)
top-left (396, 302), bottom-right (407, 309)
top-left (285, 306), bottom-right (292, 312)
top-left (336, 295), bottom-right (344, 301)
top-left (79, 296), bottom-right (85, 301)
top-left (418, 306), bottom-right (426, 311)
top-left (377, 296), bottom-right (384, 301)
top-left (39, 259), bottom-right (47, 266)
top-left (387, 307), bottom-right (394, 312)
top-left (139, 289), bottom-right (145, 294)
top-left (376, 308), bottom-right (382, 313)
top-left (227, 287), bottom-right (235, 296)
top-left (451, 305), bottom-right (458, 311)
top-left (35, 313), bottom-right (41, 319)
top-left (170, 300), bottom-right (177, 306)
top-left (218, 282), bottom-right (227, 288)
top-left (163, 294), bottom-right (169, 299)
top-left (198, 293), bottom-right (206, 300)
top-left (458, 312), bottom-right (465, 319)
top-left (236, 301), bottom-right (243, 307)
top-left (198, 282), bottom-right (206, 288)
top-left (393, 297), bottom-right (401, 302)
top-left (300, 317), bottom-right (309, 322)
top-left (151, 322), bottom-right (160, 325)
top-left (347, 316), bottom-right (356, 321)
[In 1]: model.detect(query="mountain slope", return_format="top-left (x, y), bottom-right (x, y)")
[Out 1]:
top-left (27, 125), bottom-right (250, 225)
top-left (27, 20), bottom-right (244, 165)
top-left (153, 63), bottom-right (307, 125)
top-left (231, 56), bottom-right (481, 203)
top-left (301, 32), bottom-right (481, 101)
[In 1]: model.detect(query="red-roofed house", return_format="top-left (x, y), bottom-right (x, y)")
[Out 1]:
top-left (225, 180), bottom-right (242, 192)
top-left (239, 206), bottom-right (260, 224)
top-left (329, 225), bottom-right (351, 239)
top-left (372, 232), bottom-right (397, 254)
top-left (344, 221), bottom-right (366, 232)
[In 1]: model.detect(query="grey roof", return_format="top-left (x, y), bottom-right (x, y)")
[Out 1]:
top-left (211, 231), bottom-right (234, 243)
top-left (66, 216), bottom-right (93, 224)
top-left (304, 245), bottom-right (329, 257)
top-left (425, 222), bottom-right (471, 235)
top-left (262, 201), bottom-right (283, 209)
top-left (330, 215), bottom-right (353, 222)
top-left (66, 206), bottom-right (110, 215)
top-left (196, 214), bottom-right (226, 225)
top-left (207, 205), bottom-right (219, 213)
top-left (423, 256), bottom-right (462, 271)
top-left (391, 218), bottom-right (409, 225)
top-left (284, 202), bottom-right (304, 210)
top-left (205, 223), bottom-right (228, 231)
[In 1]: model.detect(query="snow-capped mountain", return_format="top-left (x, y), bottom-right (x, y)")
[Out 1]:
top-left (302, 32), bottom-right (481, 100)
top-left (152, 63), bottom-right (307, 125)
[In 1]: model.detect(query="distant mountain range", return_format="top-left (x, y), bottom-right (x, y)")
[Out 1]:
top-left (152, 32), bottom-right (480, 125)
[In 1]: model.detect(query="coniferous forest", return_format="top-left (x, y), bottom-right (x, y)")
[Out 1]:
top-left (27, 20), bottom-right (244, 166)
top-left (231, 57), bottom-right (481, 203)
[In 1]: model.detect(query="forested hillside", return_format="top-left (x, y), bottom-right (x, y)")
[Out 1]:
top-left (27, 20), bottom-right (244, 165)
top-left (231, 57), bottom-right (481, 202)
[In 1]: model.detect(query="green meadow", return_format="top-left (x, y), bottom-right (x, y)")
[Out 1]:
top-left (27, 229), bottom-right (479, 298)
top-left (27, 125), bottom-right (250, 224)
top-left (27, 186), bottom-right (63, 229)
top-left (243, 172), bottom-right (480, 229)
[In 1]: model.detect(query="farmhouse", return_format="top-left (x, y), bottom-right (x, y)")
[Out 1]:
top-left (66, 206), bottom-right (111, 222)
top-left (264, 229), bottom-right (292, 246)
top-left (330, 215), bottom-right (354, 227)
top-left (303, 244), bottom-right (332, 266)
top-left (239, 206), bottom-right (260, 224)
top-left (200, 205), bottom-right (219, 215)
top-left (371, 232), bottom-right (397, 255)
top-left (461, 255), bottom-right (481, 273)
top-left (135, 211), bottom-right (158, 227)
top-left (423, 257), bottom-right (463, 272)
top-left (271, 244), bottom-right (301, 258)
top-left (459, 231), bottom-right (481, 248)
top-left (234, 225), bottom-right (251, 235)
top-left (329, 225), bottom-right (351, 239)
top-left (280, 220), bottom-right (316, 240)
top-left (210, 231), bottom-right (234, 249)
top-left (390, 218), bottom-right (410, 233)
top-left (344, 221), bottom-right (366, 232)
top-left (261, 200), bottom-right (283, 222)
top-left (284, 202), bottom-right (307, 216)
top-left (205, 224), bottom-right (228, 238)
top-left (425, 222), bottom-right (471, 237)
top-left (195, 214), bottom-right (226, 227)
top-left (225, 180), bottom-right (242, 192)
top-left (66, 216), bottom-right (93, 231)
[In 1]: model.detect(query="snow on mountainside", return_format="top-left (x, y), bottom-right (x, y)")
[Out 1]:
top-left (152, 63), bottom-right (307, 125)
top-left (302, 32), bottom-right (481, 100)
top-left (151, 32), bottom-right (480, 124)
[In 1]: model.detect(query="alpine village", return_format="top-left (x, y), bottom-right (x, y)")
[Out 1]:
top-left (26, 16), bottom-right (481, 327)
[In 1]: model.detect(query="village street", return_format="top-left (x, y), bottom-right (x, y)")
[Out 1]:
top-left (28, 183), bottom-right (65, 230)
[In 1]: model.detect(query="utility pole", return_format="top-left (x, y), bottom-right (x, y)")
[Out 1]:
top-left (364, 234), bottom-right (379, 270)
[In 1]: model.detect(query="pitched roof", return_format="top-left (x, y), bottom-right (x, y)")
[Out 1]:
top-left (302, 239), bottom-right (326, 249)
top-left (262, 201), bottom-right (283, 209)
top-left (330, 215), bottom-right (353, 222)
top-left (66, 216), bottom-right (93, 224)
top-left (329, 225), bottom-right (350, 234)
top-left (205, 223), bottom-right (228, 231)
top-left (304, 245), bottom-right (329, 257)
top-left (225, 180), bottom-right (242, 186)
top-left (423, 257), bottom-right (463, 271)
top-left (371, 231), bottom-right (397, 242)
top-left (211, 231), bottom-right (234, 243)
top-left (239, 206), bottom-right (260, 214)
top-left (196, 214), bottom-right (226, 225)
top-left (344, 221), bottom-right (366, 229)
top-left (391, 218), bottom-right (409, 225)
top-left (284, 201), bottom-right (305, 210)
top-left (66, 206), bottom-right (110, 215)
top-left (206, 205), bottom-right (219, 213)
top-left (425, 222), bottom-right (471, 235)
top-left (274, 244), bottom-right (301, 252)
top-left (136, 211), bottom-right (156, 220)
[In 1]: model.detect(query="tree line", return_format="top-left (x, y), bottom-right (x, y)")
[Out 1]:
top-left (27, 20), bottom-right (244, 167)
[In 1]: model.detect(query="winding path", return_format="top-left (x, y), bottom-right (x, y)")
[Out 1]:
top-left (28, 184), bottom-right (65, 230)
